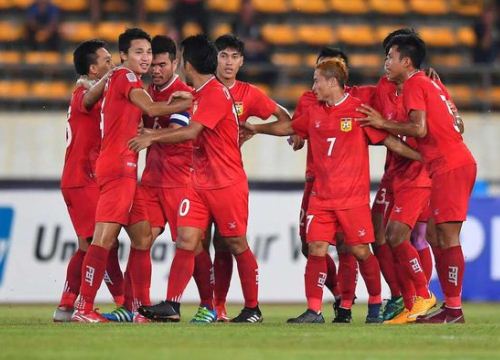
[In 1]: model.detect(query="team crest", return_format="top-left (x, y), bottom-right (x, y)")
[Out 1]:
top-left (235, 102), bottom-right (244, 116)
top-left (341, 118), bottom-right (352, 132)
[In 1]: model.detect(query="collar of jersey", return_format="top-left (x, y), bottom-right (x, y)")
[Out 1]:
top-left (156, 74), bottom-right (179, 92)
top-left (326, 93), bottom-right (349, 108)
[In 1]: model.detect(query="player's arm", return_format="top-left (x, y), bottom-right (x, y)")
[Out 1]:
top-left (382, 135), bottom-right (422, 162)
top-left (244, 119), bottom-right (295, 137)
top-left (81, 70), bottom-right (114, 110)
top-left (129, 88), bottom-right (192, 117)
top-left (128, 121), bottom-right (203, 152)
top-left (356, 104), bottom-right (427, 138)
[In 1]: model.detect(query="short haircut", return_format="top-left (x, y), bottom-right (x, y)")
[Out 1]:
top-left (386, 34), bottom-right (426, 69)
top-left (316, 47), bottom-right (349, 66)
top-left (152, 35), bottom-right (177, 60)
top-left (181, 35), bottom-right (217, 75)
top-left (316, 58), bottom-right (348, 88)
top-left (118, 27), bottom-right (151, 54)
top-left (73, 39), bottom-right (107, 76)
top-left (215, 34), bottom-right (245, 55)
top-left (382, 27), bottom-right (418, 52)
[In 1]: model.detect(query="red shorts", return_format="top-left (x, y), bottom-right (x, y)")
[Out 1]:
top-left (177, 180), bottom-right (248, 237)
top-left (61, 186), bottom-right (99, 238)
top-left (417, 202), bottom-right (431, 223)
top-left (306, 204), bottom-right (375, 246)
top-left (299, 180), bottom-right (314, 239)
top-left (389, 186), bottom-right (431, 228)
top-left (372, 184), bottom-right (393, 226)
top-left (130, 184), bottom-right (187, 240)
top-left (95, 177), bottom-right (137, 226)
top-left (430, 163), bottom-right (476, 224)
top-left (127, 185), bottom-right (150, 227)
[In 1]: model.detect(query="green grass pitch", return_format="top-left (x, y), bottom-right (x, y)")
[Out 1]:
top-left (0, 303), bottom-right (499, 359)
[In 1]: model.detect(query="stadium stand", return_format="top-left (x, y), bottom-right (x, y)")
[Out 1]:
top-left (0, 0), bottom-right (497, 110)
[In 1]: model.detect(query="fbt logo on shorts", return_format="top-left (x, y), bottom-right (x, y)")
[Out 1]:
top-left (0, 207), bottom-right (15, 287)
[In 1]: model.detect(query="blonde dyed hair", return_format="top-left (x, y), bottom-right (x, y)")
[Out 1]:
top-left (315, 58), bottom-right (348, 88)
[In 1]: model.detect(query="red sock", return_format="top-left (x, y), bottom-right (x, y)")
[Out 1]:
top-left (338, 253), bottom-right (358, 309)
top-left (166, 248), bottom-right (195, 303)
top-left (324, 254), bottom-right (340, 297)
top-left (235, 248), bottom-right (259, 308)
top-left (123, 269), bottom-right (133, 311)
top-left (193, 250), bottom-right (214, 309)
top-left (104, 245), bottom-right (124, 306)
top-left (358, 254), bottom-right (382, 304)
top-left (59, 249), bottom-right (85, 308)
top-left (214, 250), bottom-right (233, 308)
top-left (395, 257), bottom-right (416, 309)
top-left (373, 243), bottom-right (402, 298)
top-left (440, 245), bottom-right (465, 309)
top-left (77, 245), bottom-right (109, 311)
top-left (418, 247), bottom-right (433, 284)
top-left (431, 246), bottom-right (445, 290)
top-left (392, 241), bottom-right (430, 299)
top-left (128, 247), bottom-right (152, 310)
top-left (305, 255), bottom-right (327, 313)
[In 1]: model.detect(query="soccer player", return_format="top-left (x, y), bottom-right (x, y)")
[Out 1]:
top-left (243, 59), bottom-right (421, 323)
top-left (71, 28), bottom-right (192, 323)
top-left (130, 35), bottom-right (262, 323)
top-left (358, 34), bottom-right (476, 323)
top-left (55, 39), bottom-right (127, 322)
top-left (211, 34), bottom-right (292, 321)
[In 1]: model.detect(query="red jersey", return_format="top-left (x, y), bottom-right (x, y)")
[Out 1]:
top-left (191, 77), bottom-right (246, 189)
top-left (292, 94), bottom-right (387, 209)
top-left (61, 85), bottom-right (101, 188)
top-left (374, 76), bottom-right (431, 190)
top-left (403, 71), bottom-right (475, 176)
top-left (228, 80), bottom-right (277, 124)
top-left (96, 67), bottom-right (144, 183)
top-left (141, 75), bottom-right (193, 188)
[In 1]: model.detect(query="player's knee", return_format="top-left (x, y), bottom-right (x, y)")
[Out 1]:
top-left (301, 242), bottom-right (309, 258)
top-left (225, 236), bottom-right (248, 255)
top-left (385, 225), bottom-right (404, 248)
top-left (308, 241), bottom-right (328, 256)
top-left (214, 235), bottom-right (229, 252)
top-left (436, 224), bottom-right (461, 249)
top-left (350, 244), bottom-right (371, 261)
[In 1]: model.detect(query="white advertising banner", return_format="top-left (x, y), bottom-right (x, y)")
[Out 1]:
top-left (0, 189), bottom-right (384, 304)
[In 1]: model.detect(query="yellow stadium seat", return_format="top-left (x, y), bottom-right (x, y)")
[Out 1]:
top-left (375, 25), bottom-right (407, 44)
top-left (140, 22), bottom-right (168, 37)
top-left (12, 0), bottom-right (32, 9)
top-left (489, 87), bottom-right (500, 105)
top-left (457, 26), bottom-right (475, 47)
top-left (275, 84), bottom-right (311, 102)
top-left (271, 53), bottom-right (302, 67)
top-left (145, 0), bottom-right (171, 12)
top-left (60, 22), bottom-right (96, 43)
top-left (103, 0), bottom-right (129, 12)
top-left (451, 0), bottom-right (483, 16)
top-left (97, 22), bottom-right (130, 42)
top-left (52, 0), bottom-right (87, 11)
top-left (369, 0), bottom-right (407, 15)
top-left (430, 54), bottom-right (465, 68)
top-left (0, 51), bottom-right (22, 64)
top-left (349, 53), bottom-right (383, 68)
top-left (337, 25), bottom-right (375, 46)
top-left (304, 53), bottom-right (319, 67)
top-left (0, 0), bottom-right (12, 10)
top-left (446, 85), bottom-right (472, 106)
top-left (0, 21), bottom-right (24, 41)
top-left (410, 0), bottom-right (448, 15)
top-left (261, 24), bottom-right (296, 45)
top-left (291, 0), bottom-right (328, 14)
top-left (24, 51), bottom-right (61, 65)
top-left (252, 0), bottom-right (288, 13)
top-left (330, 0), bottom-right (368, 14)
top-left (182, 22), bottom-right (202, 37)
top-left (208, 0), bottom-right (241, 13)
top-left (31, 81), bottom-right (69, 100)
top-left (296, 25), bottom-right (334, 46)
top-left (211, 23), bottom-right (232, 39)
top-left (64, 51), bottom-right (74, 65)
top-left (419, 27), bottom-right (456, 47)
top-left (0, 80), bottom-right (30, 99)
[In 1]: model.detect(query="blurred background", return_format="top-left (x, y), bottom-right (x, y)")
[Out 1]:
top-left (0, 0), bottom-right (499, 303)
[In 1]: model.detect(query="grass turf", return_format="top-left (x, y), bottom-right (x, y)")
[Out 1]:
top-left (0, 303), bottom-right (499, 359)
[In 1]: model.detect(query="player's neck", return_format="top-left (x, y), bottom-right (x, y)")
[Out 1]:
top-left (402, 67), bottom-right (419, 82)
top-left (121, 63), bottom-right (142, 77)
top-left (326, 89), bottom-right (347, 106)
top-left (218, 75), bottom-right (236, 88)
top-left (191, 73), bottom-right (215, 90)
top-left (155, 74), bottom-right (177, 90)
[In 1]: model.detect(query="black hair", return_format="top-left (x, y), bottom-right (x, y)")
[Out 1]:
top-left (181, 35), bottom-right (217, 75)
top-left (316, 47), bottom-right (349, 66)
top-left (152, 35), bottom-right (177, 61)
top-left (118, 27), bottom-right (151, 54)
top-left (214, 34), bottom-right (245, 55)
top-left (386, 34), bottom-right (426, 69)
top-left (73, 39), bottom-right (107, 75)
top-left (382, 27), bottom-right (418, 52)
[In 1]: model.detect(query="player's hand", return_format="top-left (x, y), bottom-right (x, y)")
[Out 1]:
top-left (239, 122), bottom-right (255, 144)
top-left (128, 133), bottom-right (153, 152)
top-left (287, 135), bottom-right (305, 151)
top-left (425, 67), bottom-right (441, 81)
top-left (168, 91), bottom-right (193, 104)
top-left (356, 104), bottom-right (387, 129)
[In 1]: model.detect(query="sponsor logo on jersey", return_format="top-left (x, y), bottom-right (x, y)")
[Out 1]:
top-left (314, 120), bottom-right (321, 128)
top-left (341, 118), bottom-right (352, 132)
top-left (235, 102), bottom-right (244, 117)
top-left (0, 207), bottom-right (14, 288)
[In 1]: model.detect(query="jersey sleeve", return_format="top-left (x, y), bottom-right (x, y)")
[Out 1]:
top-left (247, 85), bottom-right (277, 120)
top-left (291, 112), bottom-right (310, 138)
top-left (403, 80), bottom-right (427, 113)
top-left (117, 70), bottom-right (143, 99)
top-left (191, 88), bottom-right (227, 129)
top-left (292, 92), bottom-right (315, 121)
top-left (72, 87), bottom-right (89, 114)
top-left (363, 126), bottom-right (388, 145)
top-left (350, 85), bottom-right (376, 106)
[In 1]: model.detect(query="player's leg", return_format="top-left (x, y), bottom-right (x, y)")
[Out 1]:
top-left (411, 222), bottom-right (433, 283)
top-left (213, 227), bottom-right (233, 321)
top-left (335, 234), bottom-right (357, 323)
top-left (103, 241), bottom-right (125, 307)
top-left (191, 235), bottom-right (216, 323)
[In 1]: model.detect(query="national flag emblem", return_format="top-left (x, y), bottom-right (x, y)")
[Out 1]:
top-left (235, 102), bottom-right (244, 116)
top-left (341, 118), bottom-right (352, 132)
